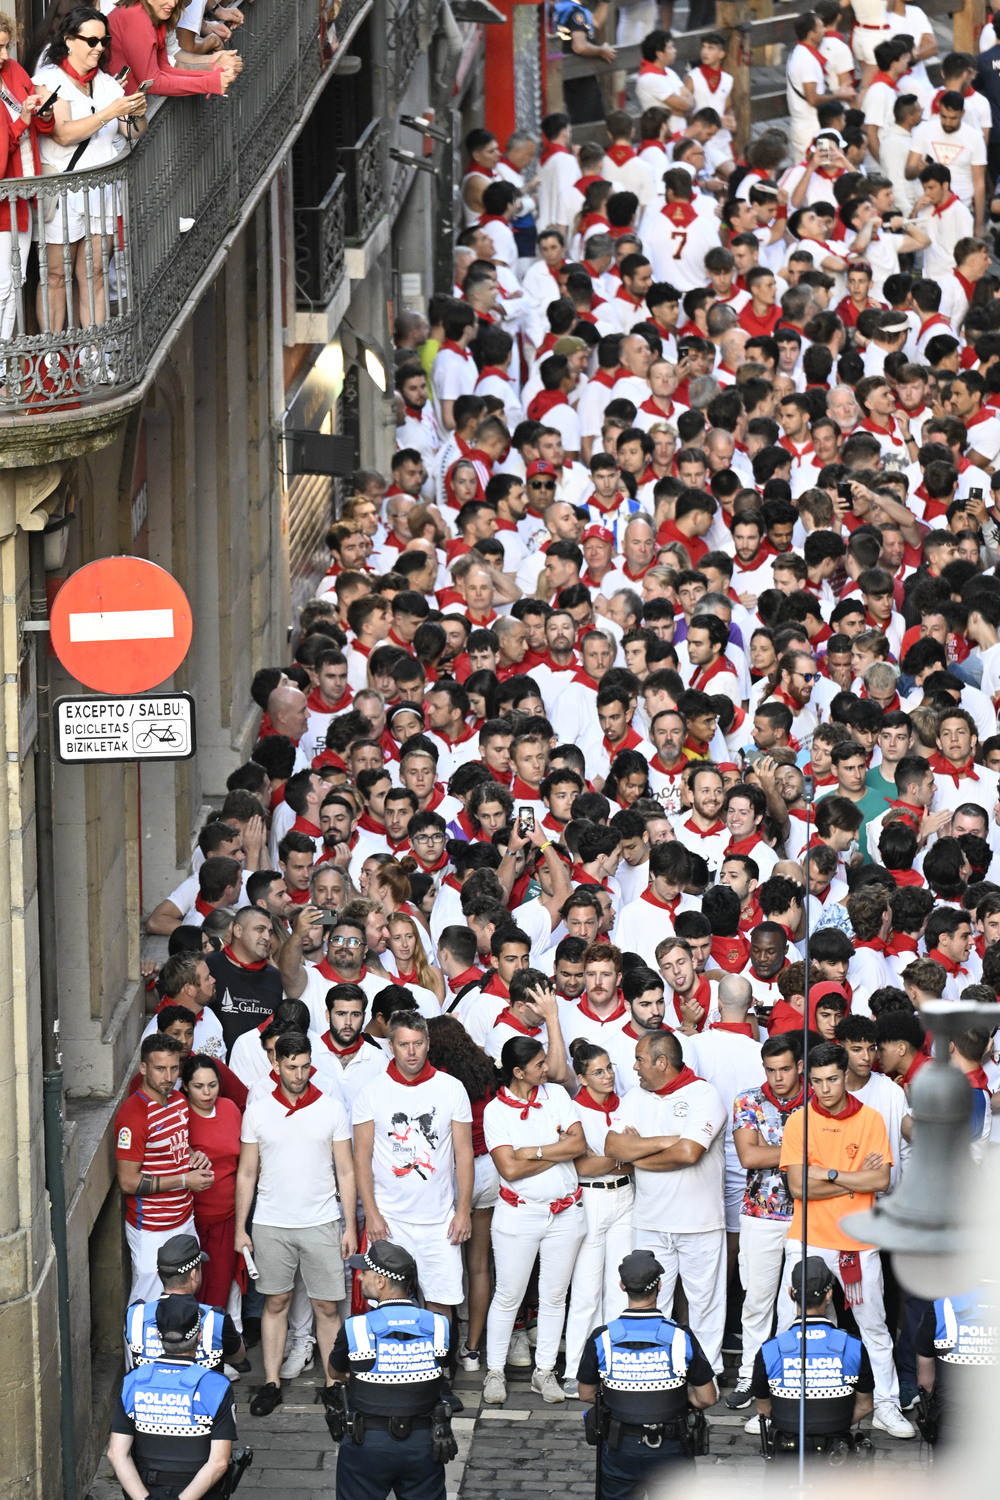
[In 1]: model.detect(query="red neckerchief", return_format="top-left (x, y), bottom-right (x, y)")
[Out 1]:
top-left (640, 137), bottom-right (668, 155)
top-left (709, 1021), bottom-right (753, 1037)
top-left (394, 968), bottom-right (419, 987)
top-left (711, 933), bottom-right (751, 972)
top-left (439, 339), bottom-right (470, 361)
top-left (60, 58), bottom-right (99, 83)
top-left (642, 887), bottom-right (682, 915)
top-left (889, 868), bottom-right (925, 888)
top-left (493, 1008), bottom-right (542, 1037)
top-left (638, 59), bottom-right (666, 74)
top-left (447, 965), bottom-right (484, 995)
top-left (691, 656), bottom-right (737, 692)
top-left (810, 1094), bottom-right (863, 1120)
top-left (481, 970), bottom-right (509, 999)
top-left (575, 1086), bottom-right (620, 1123)
top-left (510, 776), bottom-right (541, 801)
top-left (194, 894), bottom-right (214, 919)
top-left (540, 141), bottom-right (570, 164)
top-left (222, 943), bottom-right (267, 972)
top-left (682, 815), bottom-right (725, 837)
top-left (869, 69), bottom-right (899, 90)
top-left (928, 750), bottom-right (979, 785)
top-left (668, 976), bottom-right (712, 1031)
top-left (928, 947), bottom-right (968, 978)
top-left (386, 1059), bottom-right (437, 1086)
top-left (357, 811), bottom-right (385, 836)
top-left (884, 933), bottom-right (919, 958)
top-left (571, 668), bottom-right (600, 690)
top-left (696, 62), bottom-right (723, 90)
top-left (856, 937), bottom-right (885, 954)
top-left (762, 1080), bottom-right (806, 1113)
top-left (291, 815), bottom-right (321, 837)
top-left (967, 1066), bottom-right (990, 1090)
top-left (683, 733), bottom-right (710, 757)
top-left (653, 1063), bottom-right (702, 1096)
top-left (307, 685), bottom-right (352, 714)
top-left (955, 270), bottom-right (976, 301)
top-left (321, 1032), bottom-right (366, 1058)
top-left (650, 753), bottom-right (684, 778)
top-left (795, 40), bottom-right (827, 66)
top-left (606, 142), bottom-right (635, 166)
top-left (662, 200), bottom-right (698, 229)
top-left (724, 831), bottom-right (764, 859)
top-left (316, 957), bottom-right (367, 984)
top-left (602, 725), bottom-right (644, 758)
top-left (495, 1084), bottom-right (542, 1117)
top-left (287, 887), bottom-right (311, 905)
top-left (576, 996), bottom-right (627, 1025)
top-left (738, 898), bottom-right (762, 934)
top-left (272, 1081), bottom-right (323, 1115)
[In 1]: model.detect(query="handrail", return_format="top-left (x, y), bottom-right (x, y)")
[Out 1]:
top-left (0, 0), bottom-right (336, 415)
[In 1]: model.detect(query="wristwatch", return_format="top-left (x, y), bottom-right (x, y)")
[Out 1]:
top-left (827, 1169), bottom-right (839, 1182)
top-left (536, 1145), bottom-right (543, 1159)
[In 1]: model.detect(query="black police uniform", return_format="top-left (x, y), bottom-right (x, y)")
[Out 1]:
top-left (111, 1358), bottom-right (238, 1499)
top-left (552, 0), bottom-right (605, 124)
top-left (329, 1298), bottom-right (452, 1500)
top-left (751, 1317), bottom-right (875, 1460)
top-left (577, 1309), bottom-right (714, 1500)
top-left (125, 1297), bottom-right (243, 1370)
top-left (914, 1287), bottom-right (1000, 1446)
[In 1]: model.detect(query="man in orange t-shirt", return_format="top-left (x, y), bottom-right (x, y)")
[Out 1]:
top-left (777, 1041), bottom-right (916, 1441)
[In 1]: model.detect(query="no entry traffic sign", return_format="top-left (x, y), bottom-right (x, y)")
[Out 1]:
top-left (49, 558), bottom-right (193, 694)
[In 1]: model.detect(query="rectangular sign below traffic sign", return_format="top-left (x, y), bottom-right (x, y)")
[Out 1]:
top-left (54, 693), bottom-right (196, 764)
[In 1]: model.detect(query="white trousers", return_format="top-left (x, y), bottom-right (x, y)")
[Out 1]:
top-left (779, 1241), bottom-right (899, 1404)
top-left (125, 1215), bottom-right (196, 1305)
top-left (632, 1227), bottom-right (727, 1373)
top-left (790, 120), bottom-right (817, 162)
top-left (563, 1183), bottom-right (634, 1384)
top-left (486, 1199), bottom-right (586, 1371)
top-left (737, 1215), bottom-right (790, 1382)
top-left (0, 224), bottom-right (30, 341)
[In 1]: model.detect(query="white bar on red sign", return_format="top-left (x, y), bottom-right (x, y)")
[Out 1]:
top-left (68, 609), bottom-right (175, 643)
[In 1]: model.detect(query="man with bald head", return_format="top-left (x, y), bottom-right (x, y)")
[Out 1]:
top-left (515, 499), bottom-right (584, 595)
top-left (687, 971), bottom-right (766, 1342)
top-left (494, 615), bottom-right (528, 679)
top-left (717, 328), bottom-right (749, 384)
top-left (266, 686), bottom-right (310, 766)
top-left (704, 428), bottom-right (737, 475)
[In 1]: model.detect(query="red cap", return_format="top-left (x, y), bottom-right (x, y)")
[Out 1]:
top-left (583, 524), bottom-right (615, 545)
top-left (525, 460), bottom-right (557, 481)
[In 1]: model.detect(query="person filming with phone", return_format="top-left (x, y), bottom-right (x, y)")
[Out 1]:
top-left (32, 8), bottom-right (145, 331)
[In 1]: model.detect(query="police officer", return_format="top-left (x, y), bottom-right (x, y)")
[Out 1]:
top-left (124, 1234), bottom-right (246, 1375)
top-left (576, 1250), bottom-right (718, 1500)
top-left (914, 1284), bottom-right (1000, 1447)
top-left (108, 1295), bottom-right (246, 1500)
top-left (752, 1256), bottom-right (875, 1461)
top-left (327, 1240), bottom-right (457, 1500)
top-left (552, 0), bottom-right (611, 123)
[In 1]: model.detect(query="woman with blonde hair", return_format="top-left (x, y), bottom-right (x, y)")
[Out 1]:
top-left (387, 909), bottom-right (445, 1007)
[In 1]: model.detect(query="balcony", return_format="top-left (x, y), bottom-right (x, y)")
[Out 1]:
top-left (0, 0), bottom-right (365, 426)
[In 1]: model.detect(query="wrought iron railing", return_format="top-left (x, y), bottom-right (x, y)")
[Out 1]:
top-left (0, 0), bottom-right (335, 415)
top-left (293, 171), bottom-right (347, 308)
top-left (388, 0), bottom-right (420, 101)
top-left (341, 117), bottom-right (382, 244)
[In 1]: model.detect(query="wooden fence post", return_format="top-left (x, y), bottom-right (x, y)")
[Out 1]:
top-left (718, 0), bottom-right (751, 157)
top-left (953, 0), bottom-right (984, 56)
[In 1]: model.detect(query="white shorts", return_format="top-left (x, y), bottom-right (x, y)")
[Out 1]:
top-left (472, 1154), bottom-right (499, 1211)
top-left (725, 1166), bottom-right (746, 1234)
top-left (383, 1214), bottom-right (464, 1304)
top-left (125, 1215), bottom-right (196, 1305)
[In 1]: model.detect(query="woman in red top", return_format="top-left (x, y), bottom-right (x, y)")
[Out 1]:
top-left (107, 0), bottom-right (237, 99)
top-left (181, 1054), bottom-right (242, 1308)
top-left (0, 14), bottom-right (53, 337)
top-left (427, 1015), bottom-right (497, 1373)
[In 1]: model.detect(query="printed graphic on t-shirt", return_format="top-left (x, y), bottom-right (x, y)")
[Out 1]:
top-left (927, 140), bottom-right (964, 169)
top-left (389, 1109), bottom-right (439, 1179)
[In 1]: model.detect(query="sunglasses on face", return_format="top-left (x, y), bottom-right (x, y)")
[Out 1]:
top-left (76, 32), bottom-right (110, 44)
top-left (529, 480), bottom-right (556, 490)
top-left (330, 935), bottom-right (363, 947)
top-left (795, 671), bottom-right (817, 683)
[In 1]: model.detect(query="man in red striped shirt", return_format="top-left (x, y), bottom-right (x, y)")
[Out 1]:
top-left (116, 1033), bottom-right (215, 1302)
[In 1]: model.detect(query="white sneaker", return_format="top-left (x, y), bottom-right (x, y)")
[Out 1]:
top-left (508, 1329), bottom-right (533, 1367)
top-left (224, 1364), bottom-right (241, 1382)
top-left (872, 1401), bottom-right (916, 1439)
top-left (531, 1367), bottom-right (565, 1403)
top-left (562, 1378), bottom-right (580, 1399)
top-left (459, 1344), bottom-right (481, 1372)
top-left (483, 1369), bottom-right (507, 1405)
top-left (744, 1414), bottom-right (760, 1435)
top-left (280, 1338), bottom-right (315, 1380)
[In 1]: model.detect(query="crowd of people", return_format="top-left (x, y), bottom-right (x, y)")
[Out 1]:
top-left (115, 0), bottom-right (1000, 1461)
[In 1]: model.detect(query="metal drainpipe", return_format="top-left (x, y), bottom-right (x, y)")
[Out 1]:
top-left (29, 531), bottom-right (76, 1500)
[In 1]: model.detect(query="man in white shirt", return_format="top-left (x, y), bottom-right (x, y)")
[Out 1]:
top-left (536, 113), bottom-right (581, 233)
top-left (864, 37), bottom-right (913, 165)
top-left (235, 1033), bottom-right (357, 1414)
top-left (916, 162), bottom-right (975, 275)
top-left (836, 1014), bottom-right (910, 1190)
top-left (787, 11), bottom-right (844, 159)
top-left (908, 91), bottom-right (987, 226)
top-left (353, 1011), bottom-right (474, 1314)
top-left (606, 1029), bottom-right (729, 1371)
top-left (315, 982), bottom-right (390, 1111)
top-left (638, 167), bottom-right (721, 292)
top-left (430, 306), bottom-right (478, 431)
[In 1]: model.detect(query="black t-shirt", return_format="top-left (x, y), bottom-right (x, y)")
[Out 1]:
top-left (220, 1313), bottom-right (242, 1361)
top-left (914, 1303), bottom-right (996, 1422)
top-left (112, 1377), bottom-right (237, 1473)
top-left (206, 951), bottom-right (283, 1057)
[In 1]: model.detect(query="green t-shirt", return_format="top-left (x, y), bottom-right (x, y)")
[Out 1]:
top-left (865, 766), bottom-right (896, 804)
top-left (854, 785), bottom-right (894, 865)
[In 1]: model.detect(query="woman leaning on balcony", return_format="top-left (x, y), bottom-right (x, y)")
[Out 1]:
top-left (107, 0), bottom-right (239, 100)
top-left (33, 7), bottom-right (147, 331)
top-left (0, 13), bottom-right (54, 338)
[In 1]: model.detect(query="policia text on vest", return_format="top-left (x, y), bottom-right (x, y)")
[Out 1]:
top-left (577, 1251), bottom-right (717, 1500)
top-left (108, 1295), bottom-right (252, 1500)
top-left (327, 1241), bottom-right (458, 1500)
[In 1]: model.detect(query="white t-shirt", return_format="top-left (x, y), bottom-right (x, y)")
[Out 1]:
top-left (637, 201), bottom-right (720, 293)
top-left (820, 29), bottom-right (854, 89)
top-left (851, 1072), bottom-right (910, 1189)
top-left (910, 117), bottom-right (987, 208)
top-left (246, 1061), bottom-right (349, 1114)
top-left (483, 1083), bottom-right (580, 1204)
top-left (430, 346), bottom-right (477, 421)
top-left (142, 1007), bottom-right (224, 1060)
top-left (608, 1078), bottom-right (727, 1232)
top-left (786, 43), bottom-right (826, 133)
top-left (863, 79), bottom-right (900, 132)
top-left (311, 1033), bottom-right (389, 1111)
top-left (685, 1029), bottom-right (765, 1167)
top-left (353, 1066), bottom-right (472, 1222)
top-left (241, 1089), bottom-right (352, 1227)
